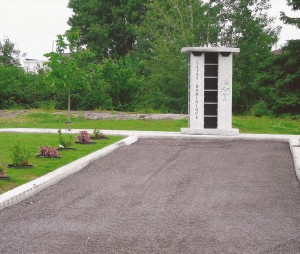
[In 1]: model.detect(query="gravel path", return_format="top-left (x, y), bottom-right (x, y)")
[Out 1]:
top-left (0, 139), bottom-right (299, 254)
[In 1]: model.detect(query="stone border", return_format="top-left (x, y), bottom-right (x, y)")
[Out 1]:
top-left (0, 128), bottom-right (299, 211)
top-left (0, 135), bottom-right (138, 211)
top-left (289, 137), bottom-right (300, 181)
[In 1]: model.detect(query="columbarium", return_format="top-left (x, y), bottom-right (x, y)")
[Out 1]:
top-left (181, 47), bottom-right (240, 136)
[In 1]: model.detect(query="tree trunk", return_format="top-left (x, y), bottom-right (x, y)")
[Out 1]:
top-left (67, 84), bottom-right (71, 131)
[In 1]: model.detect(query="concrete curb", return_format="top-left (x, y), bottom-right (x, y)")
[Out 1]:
top-left (0, 128), bottom-right (296, 141)
top-left (0, 135), bottom-right (138, 211)
top-left (289, 137), bottom-right (300, 182)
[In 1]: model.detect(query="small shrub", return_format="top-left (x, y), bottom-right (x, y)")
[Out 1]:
top-left (58, 129), bottom-right (72, 149)
top-left (0, 163), bottom-right (7, 177)
top-left (11, 145), bottom-right (31, 167)
top-left (37, 146), bottom-right (61, 158)
top-left (252, 100), bottom-right (271, 117)
top-left (76, 131), bottom-right (91, 143)
top-left (91, 129), bottom-right (108, 139)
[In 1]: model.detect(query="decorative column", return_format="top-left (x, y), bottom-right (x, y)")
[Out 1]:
top-left (181, 47), bottom-right (240, 136)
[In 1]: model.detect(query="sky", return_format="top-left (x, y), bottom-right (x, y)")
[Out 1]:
top-left (0, 0), bottom-right (299, 60)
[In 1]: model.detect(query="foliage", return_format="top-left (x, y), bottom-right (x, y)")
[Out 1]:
top-left (251, 100), bottom-right (271, 117)
top-left (44, 31), bottom-right (93, 129)
top-left (0, 164), bottom-right (7, 174)
top-left (67, 0), bottom-right (148, 60)
top-left (0, 65), bottom-right (53, 109)
top-left (216, 0), bottom-right (279, 113)
top-left (91, 129), bottom-right (107, 139)
top-left (280, 0), bottom-right (300, 28)
top-left (37, 146), bottom-right (61, 158)
top-left (11, 144), bottom-right (30, 167)
top-left (0, 1), bottom-right (294, 116)
top-left (0, 37), bottom-right (20, 67)
top-left (254, 1), bottom-right (300, 114)
top-left (133, 0), bottom-right (279, 113)
top-left (101, 55), bottom-right (144, 111)
top-left (58, 129), bottom-right (73, 149)
top-left (76, 131), bottom-right (91, 143)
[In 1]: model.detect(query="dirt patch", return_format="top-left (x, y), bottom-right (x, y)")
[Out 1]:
top-left (0, 110), bottom-right (28, 119)
top-left (83, 111), bottom-right (187, 120)
top-left (0, 109), bottom-right (187, 120)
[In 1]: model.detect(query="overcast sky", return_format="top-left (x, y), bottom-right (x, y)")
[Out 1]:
top-left (0, 0), bottom-right (299, 60)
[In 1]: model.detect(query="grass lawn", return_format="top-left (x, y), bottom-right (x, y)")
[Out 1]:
top-left (0, 109), bottom-right (299, 134)
top-left (0, 110), bottom-right (299, 194)
top-left (0, 133), bottom-right (122, 194)
top-left (0, 110), bottom-right (187, 131)
top-left (233, 115), bottom-right (300, 135)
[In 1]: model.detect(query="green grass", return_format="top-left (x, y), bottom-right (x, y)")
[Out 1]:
top-left (0, 109), bottom-right (299, 134)
top-left (0, 133), bottom-right (122, 194)
top-left (0, 110), bottom-right (299, 194)
top-left (233, 115), bottom-right (300, 135)
top-left (0, 110), bottom-right (188, 131)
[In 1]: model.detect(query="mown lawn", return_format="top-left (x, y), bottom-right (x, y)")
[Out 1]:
top-left (233, 115), bottom-right (300, 135)
top-left (0, 110), bottom-right (299, 194)
top-left (0, 133), bottom-right (122, 194)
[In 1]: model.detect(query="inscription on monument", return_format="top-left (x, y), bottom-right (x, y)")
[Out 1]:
top-left (220, 80), bottom-right (230, 102)
top-left (195, 60), bottom-right (199, 120)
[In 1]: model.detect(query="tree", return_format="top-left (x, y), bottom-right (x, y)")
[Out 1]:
top-left (67, 0), bottom-right (148, 60)
top-left (253, 0), bottom-right (300, 115)
top-left (0, 38), bottom-right (20, 66)
top-left (134, 0), bottom-right (278, 113)
top-left (280, 0), bottom-right (300, 28)
top-left (44, 32), bottom-right (93, 130)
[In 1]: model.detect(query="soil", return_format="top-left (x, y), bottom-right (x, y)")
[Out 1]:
top-left (0, 109), bottom-right (187, 120)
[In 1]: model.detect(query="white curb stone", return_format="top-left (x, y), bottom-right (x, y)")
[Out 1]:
top-left (0, 135), bottom-right (138, 211)
top-left (289, 137), bottom-right (300, 182)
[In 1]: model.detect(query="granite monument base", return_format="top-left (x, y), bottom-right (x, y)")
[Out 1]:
top-left (181, 128), bottom-right (239, 136)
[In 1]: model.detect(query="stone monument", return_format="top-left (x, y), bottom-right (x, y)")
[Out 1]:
top-left (181, 47), bottom-right (240, 136)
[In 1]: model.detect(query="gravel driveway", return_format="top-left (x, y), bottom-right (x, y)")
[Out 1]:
top-left (0, 139), bottom-right (299, 254)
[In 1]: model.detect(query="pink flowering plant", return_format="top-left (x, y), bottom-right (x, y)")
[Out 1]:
top-left (76, 131), bottom-right (91, 143)
top-left (37, 146), bottom-right (61, 158)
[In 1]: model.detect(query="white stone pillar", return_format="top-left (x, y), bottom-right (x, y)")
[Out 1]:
top-left (181, 47), bottom-right (240, 136)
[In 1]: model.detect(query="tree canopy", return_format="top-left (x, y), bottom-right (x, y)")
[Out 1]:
top-left (67, 0), bottom-right (148, 60)
top-left (0, 38), bottom-right (20, 67)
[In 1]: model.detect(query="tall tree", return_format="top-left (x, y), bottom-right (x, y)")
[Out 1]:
top-left (135, 0), bottom-right (278, 113)
top-left (280, 0), bottom-right (300, 28)
top-left (135, 0), bottom-right (211, 112)
top-left (0, 38), bottom-right (20, 67)
top-left (217, 0), bottom-right (279, 112)
top-left (253, 0), bottom-right (300, 114)
top-left (270, 0), bottom-right (300, 113)
top-left (67, 0), bottom-right (148, 59)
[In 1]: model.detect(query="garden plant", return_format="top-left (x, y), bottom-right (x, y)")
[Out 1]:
top-left (0, 164), bottom-right (7, 178)
top-left (91, 129), bottom-right (108, 140)
top-left (9, 144), bottom-right (31, 168)
top-left (76, 131), bottom-right (94, 144)
top-left (37, 146), bottom-right (61, 158)
top-left (58, 129), bottom-right (74, 150)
